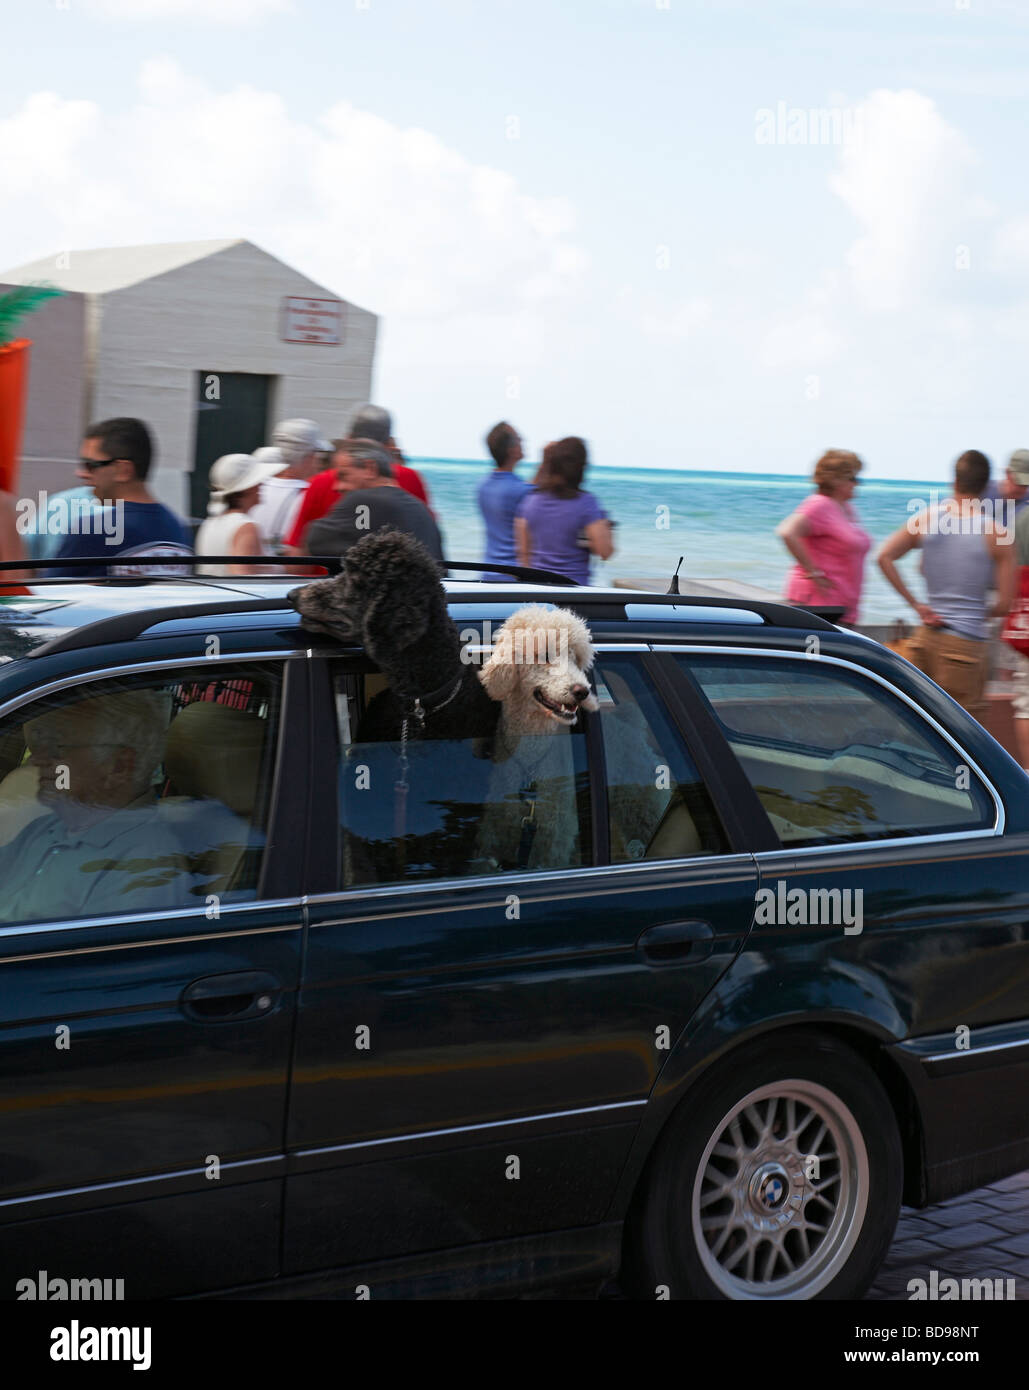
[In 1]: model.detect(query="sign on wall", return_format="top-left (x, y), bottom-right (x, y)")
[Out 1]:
top-left (281, 296), bottom-right (344, 345)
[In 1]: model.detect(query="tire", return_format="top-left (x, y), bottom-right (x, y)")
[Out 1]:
top-left (623, 1031), bottom-right (902, 1299)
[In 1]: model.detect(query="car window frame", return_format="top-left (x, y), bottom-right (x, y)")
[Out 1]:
top-left (641, 650), bottom-right (781, 854)
top-left (317, 643), bottom-right (764, 895)
top-left (325, 651), bottom-right (596, 885)
top-left (658, 643), bottom-right (1005, 854)
top-left (0, 648), bottom-right (310, 926)
top-left (588, 647), bottom-right (741, 861)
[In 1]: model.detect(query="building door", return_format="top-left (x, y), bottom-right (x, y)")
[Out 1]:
top-left (192, 371), bottom-right (273, 521)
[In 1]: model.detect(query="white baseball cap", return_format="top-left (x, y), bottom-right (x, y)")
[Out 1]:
top-left (271, 418), bottom-right (332, 458)
top-left (208, 452), bottom-right (285, 498)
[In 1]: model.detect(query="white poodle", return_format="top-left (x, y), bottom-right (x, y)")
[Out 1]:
top-left (472, 606), bottom-right (596, 872)
top-left (473, 605), bottom-right (680, 871)
top-left (478, 605), bottom-right (599, 750)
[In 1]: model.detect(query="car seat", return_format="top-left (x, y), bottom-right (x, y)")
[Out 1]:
top-left (163, 702), bottom-right (268, 894)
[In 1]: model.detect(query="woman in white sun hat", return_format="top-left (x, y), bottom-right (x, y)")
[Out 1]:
top-left (196, 452), bottom-right (286, 576)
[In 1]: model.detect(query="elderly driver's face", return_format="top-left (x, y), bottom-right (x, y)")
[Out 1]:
top-left (25, 706), bottom-right (140, 819)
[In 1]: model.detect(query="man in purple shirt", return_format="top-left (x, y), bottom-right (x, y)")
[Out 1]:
top-left (478, 422), bottom-right (531, 582)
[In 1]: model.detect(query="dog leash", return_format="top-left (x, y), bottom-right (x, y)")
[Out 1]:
top-left (517, 785), bottom-right (538, 868)
top-left (392, 672), bottom-right (465, 867)
top-left (511, 740), bottom-right (558, 870)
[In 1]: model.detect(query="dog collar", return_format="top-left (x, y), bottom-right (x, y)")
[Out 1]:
top-left (399, 671), bottom-right (464, 726)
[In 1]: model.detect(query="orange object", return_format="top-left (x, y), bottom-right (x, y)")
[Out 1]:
top-left (0, 338), bottom-right (29, 494)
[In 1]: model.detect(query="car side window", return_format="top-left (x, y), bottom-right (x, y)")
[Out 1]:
top-left (593, 656), bottom-right (727, 861)
top-left (0, 665), bottom-right (282, 926)
top-left (677, 656), bottom-right (994, 847)
top-left (334, 668), bottom-right (591, 885)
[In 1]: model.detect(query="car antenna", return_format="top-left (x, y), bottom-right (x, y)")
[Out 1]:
top-left (666, 556), bottom-right (684, 595)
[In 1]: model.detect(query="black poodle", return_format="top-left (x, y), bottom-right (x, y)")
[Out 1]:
top-left (289, 530), bottom-right (501, 883)
top-left (288, 528), bottom-right (499, 744)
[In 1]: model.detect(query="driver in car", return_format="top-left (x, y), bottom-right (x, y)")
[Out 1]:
top-left (0, 690), bottom-right (198, 923)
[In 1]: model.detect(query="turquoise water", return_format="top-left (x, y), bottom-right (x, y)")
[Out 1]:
top-left (413, 459), bottom-right (945, 625)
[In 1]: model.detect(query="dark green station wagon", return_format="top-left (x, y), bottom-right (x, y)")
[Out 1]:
top-left (1, 571), bottom-right (1027, 1300)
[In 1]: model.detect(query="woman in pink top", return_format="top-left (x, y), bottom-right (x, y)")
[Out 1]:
top-left (778, 449), bottom-right (872, 624)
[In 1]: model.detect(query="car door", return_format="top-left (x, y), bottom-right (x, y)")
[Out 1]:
top-left (669, 645), bottom-right (1029, 1196)
top-left (0, 652), bottom-right (307, 1298)
top-left (284, 645), bottom-right (761, 1275)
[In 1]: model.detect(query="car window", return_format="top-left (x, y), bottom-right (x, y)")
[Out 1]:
top-left (677, 655), bottom-right (994, 847)
top-left (592, 656), bottom-right (726, 860)
top-left (0, 665), bottom-right (282, 926)
top-left (334, 668), bottom-right (591, 885)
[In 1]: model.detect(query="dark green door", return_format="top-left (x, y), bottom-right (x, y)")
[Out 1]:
top-left (192, 372), bottom-right (273, 521)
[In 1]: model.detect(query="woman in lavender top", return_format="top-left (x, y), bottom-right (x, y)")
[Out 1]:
top-left (514, 437), bottom-right (614, 584)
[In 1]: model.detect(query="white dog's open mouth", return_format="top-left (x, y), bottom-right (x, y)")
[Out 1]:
top-left (533, 687), bottom-right (580, 724)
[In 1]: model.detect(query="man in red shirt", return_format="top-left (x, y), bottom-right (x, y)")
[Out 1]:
top-left (285, 405), bottom-right (431, 552)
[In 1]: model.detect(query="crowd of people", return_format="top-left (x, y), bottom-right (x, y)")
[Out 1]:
top-left (4, 409), bottom-right (1029, 752)
top-left (776, 445), bottom-right (1029, 752)
top-left (0, 403), bottom-right (616, 586)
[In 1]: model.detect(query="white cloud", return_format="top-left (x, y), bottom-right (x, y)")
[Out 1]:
top-left (828, 89), bottom-right (975, 311)
top-left (86, 0), bottom-right (291, 21)
top-left (0, 60), bottom-right (585, 368)
top-left (992, 215), bottom-right (1029, 275)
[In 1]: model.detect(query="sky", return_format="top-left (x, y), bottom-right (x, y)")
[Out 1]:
top-left (3, 0), bottom-right (1029, 480)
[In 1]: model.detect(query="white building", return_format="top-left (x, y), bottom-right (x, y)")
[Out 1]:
top-left (0, 238), bottom-right (378, 516)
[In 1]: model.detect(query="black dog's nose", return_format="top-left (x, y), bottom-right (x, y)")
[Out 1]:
top-left (572, 685), bottom-right (590, 702)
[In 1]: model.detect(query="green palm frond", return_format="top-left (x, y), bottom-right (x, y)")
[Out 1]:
top-left (0, 284), bottom-right (63, 347)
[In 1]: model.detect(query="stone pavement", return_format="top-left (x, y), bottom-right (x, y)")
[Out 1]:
top-left (866, 1169), bottom-right (1029, 1300)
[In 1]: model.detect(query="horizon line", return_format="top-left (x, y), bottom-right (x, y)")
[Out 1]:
top-left (407, 457), bottom-right (952, 487)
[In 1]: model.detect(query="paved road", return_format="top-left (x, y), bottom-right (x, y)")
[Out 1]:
top-left (576, 1171), bottom-right (1029, 1299)
top-left (866, 1170), bottom-right (1029, 1300)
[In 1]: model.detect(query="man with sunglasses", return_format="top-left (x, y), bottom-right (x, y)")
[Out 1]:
top-left (50, 417), bottom-right (192, 577)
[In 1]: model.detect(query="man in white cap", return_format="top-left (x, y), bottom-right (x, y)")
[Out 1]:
top-left (250, 418), bottom-right (329, 553)
top-left (195, 452), bottom-right (285, 575)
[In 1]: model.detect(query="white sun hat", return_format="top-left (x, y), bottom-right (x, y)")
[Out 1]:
top-left (208, 452), bottom-right (285, 498)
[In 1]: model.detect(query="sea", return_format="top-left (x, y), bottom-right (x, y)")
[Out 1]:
top-left (411, 459), bottom-right (947, 626)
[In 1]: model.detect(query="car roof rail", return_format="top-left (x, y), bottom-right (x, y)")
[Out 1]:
top-left (25, 597), bottom-right (302, 658)
top-left (0, 555), bottom-right (343, 586)
top-left (0, 556), bottom-right (575, 586)
top-left (617, 594), bottom-right (838, 630)
top-left (25, 592), bottom-right (838, 662)
top-left (438, 560), bottom-right (577, 585)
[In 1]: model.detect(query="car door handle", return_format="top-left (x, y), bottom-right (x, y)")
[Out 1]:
top-left (637, 920), bottom-right (716, 964)
top-left (181, 971), bottom-right (281, 1022)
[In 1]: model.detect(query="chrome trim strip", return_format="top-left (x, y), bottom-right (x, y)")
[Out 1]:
top-left (758, 829), bottom-right (999, 859)
top-left (920, 1036), bottom-right (1029, 1065)
top-left (0, 898), bottom-right (304, 957)
top-left (0, 1154), bottom-right (283, 1211)
top-left (304, 851), bottom-right (756, 914)
top-left (295, 1100), bottom-right (648, 1160)
top-left (0, 649), bottom-right (302, 722)
top-left (652, 644), bottom-right (1005, 837)
top-left (0, 921), bottom-right (302, 965)
top-left (460, 642), bottom-right (652, 657)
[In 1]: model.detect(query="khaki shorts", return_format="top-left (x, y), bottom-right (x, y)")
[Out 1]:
top-left (905, 624), bottom-right (988, 721)
top-left (1011, 650), bottom-right (1029, 719)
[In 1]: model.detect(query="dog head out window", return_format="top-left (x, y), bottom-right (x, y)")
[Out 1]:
top-left (333, 669), bottom-right (591, 886)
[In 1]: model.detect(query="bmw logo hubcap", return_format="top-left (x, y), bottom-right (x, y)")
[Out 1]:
top-left (750, 1162), bottom-right (790, 1213)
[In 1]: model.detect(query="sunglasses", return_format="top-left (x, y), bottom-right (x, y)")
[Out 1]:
top-left (78, 456), bottom-right (122, 472)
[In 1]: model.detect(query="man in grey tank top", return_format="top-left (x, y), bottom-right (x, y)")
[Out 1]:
top-left (877, 450), bottom-right (1016, 721)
